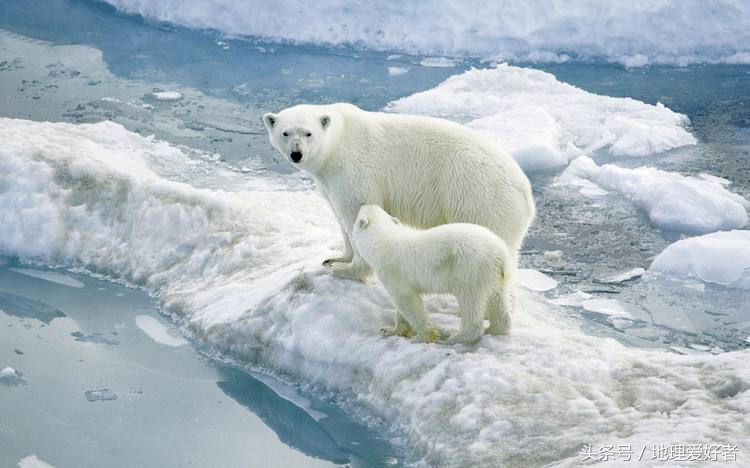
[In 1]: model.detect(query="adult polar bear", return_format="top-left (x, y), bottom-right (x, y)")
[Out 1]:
top-left (263, 103), bottom-right (535, 336)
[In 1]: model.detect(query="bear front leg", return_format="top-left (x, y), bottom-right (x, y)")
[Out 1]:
top-left (323, 223), bottom-right (354, 266)
top-left (383, 285), bottom-right (439, 342)
top-left (329, 252), bottom-right (372, 282)
top-left (380, 312), bottom-right (414, 338)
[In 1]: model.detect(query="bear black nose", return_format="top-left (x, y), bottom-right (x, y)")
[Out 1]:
top-left (290, 151), bottom-right (303, 163)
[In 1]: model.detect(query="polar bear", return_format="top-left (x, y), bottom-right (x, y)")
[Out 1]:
top-left (353, 205), bottom-right (513, 343)
top-left (263, 103), bottom-right (534, 334)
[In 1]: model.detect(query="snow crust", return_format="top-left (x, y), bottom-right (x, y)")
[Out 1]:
top-left (102, 0), bottom-right (750, 65)
top-left (650, 230), bottom-right (750, 289)
top-left (388, 65), bottom-right (696, 171)
top-left (1, 117), bottom-right (749, 466)
top-left (559, 156), bottom-right (749, 234)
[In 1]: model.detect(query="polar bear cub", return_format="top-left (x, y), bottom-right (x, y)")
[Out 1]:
top-left (353, 205), bottom-right (513, 344)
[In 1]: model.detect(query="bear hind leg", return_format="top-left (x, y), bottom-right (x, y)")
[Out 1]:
top-left (445, 290), bottom-right (488, 345)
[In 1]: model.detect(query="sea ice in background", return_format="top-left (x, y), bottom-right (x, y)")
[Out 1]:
top-left (9, 268), bottom-right (85, 288)
top-left (580, 298), bottom-right (637, 319)
top-left (101, 0), bottom-right (750, 65)
top-left (650, 230), bottom-right (750, 289)
top-left (135, 315), bottom-right (188, 347)
top-left (419, 57), bottom-right (456, 68)
top-left (388, 64), bottom-right (696, 171)
top-left (387, 66), bottom-right (409, 76)
top-left (516, 269), bottom-right (558, 292)
top-left (18, 455), bottom-right (55, 468)
top-left (558, 156), bottom-right (749, 234)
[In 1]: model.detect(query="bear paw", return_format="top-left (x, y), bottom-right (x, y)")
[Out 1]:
top-left (443, 328), bottom-right (483, 345)
top-left (379, 325), bottom-right (413, 338)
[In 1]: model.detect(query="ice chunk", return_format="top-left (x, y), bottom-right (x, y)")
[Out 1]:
top-left (0, 291), bottom-right (66, 323)
top-left (547, 291), bottom-right (592, 307)
top-left (84, 388), bottom-right (118, 402)
top-left (419, 57), bottom-right (456, 68)
top-left (18, 455), bottom-right (55, 468)
top-left (151, 91), bottom-right (183, 101)
top-left (650, 230), bottom-right (750, 289)
top-left (102, 1), bottom-right (750, 65)
top-left (71, 331), bottom-right (119, 345)
top-left (594, 268), bottom-right (646, 284)
top-left (388, 65), bottom-right (695, 171)
top-left (559, 156), bottom-right (749, 234)
top-left (580, 299), bottom-right (635, 318)
top-left (134, 315), bottom-right (188, 347)
top-left (9, 267), bottom-right (84, 288)
top-left (516, 269), bottom-right (558, 292)
top-left (1, 366), bottom-right (26, 386)
top-left (387, 66), bottom-right (409, 76)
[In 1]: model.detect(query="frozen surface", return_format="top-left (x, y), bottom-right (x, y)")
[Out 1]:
top-left (134, 315), bottom-right (188, 347)
top-left (1, 366), bottom-right (26, 386)
top-left (388, 65), bottom-right (696, 171)
top-left (559, 156), bottom-right (749, 234)
top-left (1, 117), bottom-right (747, 466)
top-left (8, 268), bottom-right (84, 288)
top-left (101, 0), bottom-right (750, 65)
top-left (650, 230), bottom-right (750, 289)
top-left (516, 269), bottom-right (558, 292)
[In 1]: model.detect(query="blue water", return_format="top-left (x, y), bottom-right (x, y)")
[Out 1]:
top-left (1, 0), bottom-right (749, 465)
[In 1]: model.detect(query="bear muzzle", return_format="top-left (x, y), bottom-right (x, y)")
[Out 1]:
top-left (290, 151), bottom-right (303, 163)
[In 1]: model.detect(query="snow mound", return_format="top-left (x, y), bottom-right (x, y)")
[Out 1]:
top-left (388, 65), bottom-right (695, 171)
top-left (1, 118), bottom-right (749, 466)
top-left (650, 230), bottom-right (750, 289)
top-left (102, 0), bottom-right (750, 65)
top-left (559, 156), bottom-right (749, 234)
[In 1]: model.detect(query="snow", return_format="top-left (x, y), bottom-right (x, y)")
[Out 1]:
top-left (388, 65), bottom-right (696, 171)
top-left (135, 315), bottom-right (189, 347)
top-left (9, 268), bottom-right (85, 288)
top-left (102, 1), bottom-right (750, 65)
top-left (18, 455), bottom-right (55, 468)
top-left (516, 269), bottom-right (558, 292)
top-left (559, 156), bottom-right (749, 234)
top-left (650, 230), bottom-right (750, 289)
top-left (1, 117), bottom-right (749, 466)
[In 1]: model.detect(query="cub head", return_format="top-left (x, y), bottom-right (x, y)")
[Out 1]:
top-left (354, 205), bottom-right (401, 233)
top-left (262, 105), bottom-right (338, 173)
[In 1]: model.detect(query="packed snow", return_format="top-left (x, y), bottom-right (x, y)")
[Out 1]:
top-left (135, 315), bottom-right (189, 347)
top-left (650, 230), bottom-right (750, 289)
top-left (9, 268), bottom-right (85, 288)
top-left (559, 156), bottom-right (749, 234)
top-left (102, 0), bottom-right (750, 65)
top-left (388, 65), bottom-right (696, 171)
top-left (1, 117), bottom-right (748, 466)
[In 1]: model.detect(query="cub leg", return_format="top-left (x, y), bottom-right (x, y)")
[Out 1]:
top-left (381, 284), bottom-right (438, 342)
top-left (446, 290), bottom-right (489, 345)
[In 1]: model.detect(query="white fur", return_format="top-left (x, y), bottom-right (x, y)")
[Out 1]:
top-left (263, 103), bottom-right (535, 325)
top-left (353, 205), bottom-right (513, 343)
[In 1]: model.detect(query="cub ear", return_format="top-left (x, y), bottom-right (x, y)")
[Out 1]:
top-left (320, 115), bottom-right (331, 129)
top-left (262, 113), bottom-right (277, 130)
top-left (357, 217), bottom-right (370, 230)
top-left (390, 216), bottom-right (401, 225)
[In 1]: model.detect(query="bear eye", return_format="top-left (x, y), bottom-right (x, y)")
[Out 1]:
top-left (282, 131), bottom-right (289, 137)
top-left (305, 131), bottom-right (312, 137)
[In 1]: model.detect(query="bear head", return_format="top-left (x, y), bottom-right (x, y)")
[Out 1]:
top-left (262, 105), bottom-right (338, 173)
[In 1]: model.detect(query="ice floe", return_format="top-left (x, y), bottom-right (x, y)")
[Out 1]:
top-left (559, 156), bottom-right (749, 234)
top-left (388, 65), bottom-right (696, 171)
top-left (650, 230), bottom-right (750, 289)
top-left (516, 269), bottom-right (558, 292)
top-left (18, 455), bottom-right (55, 468)
top-left (135, 315), bottom-right (188, 347)
top-left (1, 117), bottom-right (748, 466)
top-left (9, 268), bottom-right (85, 288)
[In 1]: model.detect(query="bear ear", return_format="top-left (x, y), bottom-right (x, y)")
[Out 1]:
top-left (357, 217), bottom-right (370, 230)
top-left (262, 113), bottom-right (277, 130)
top-left (320, 115), bottom-right (331, 129)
